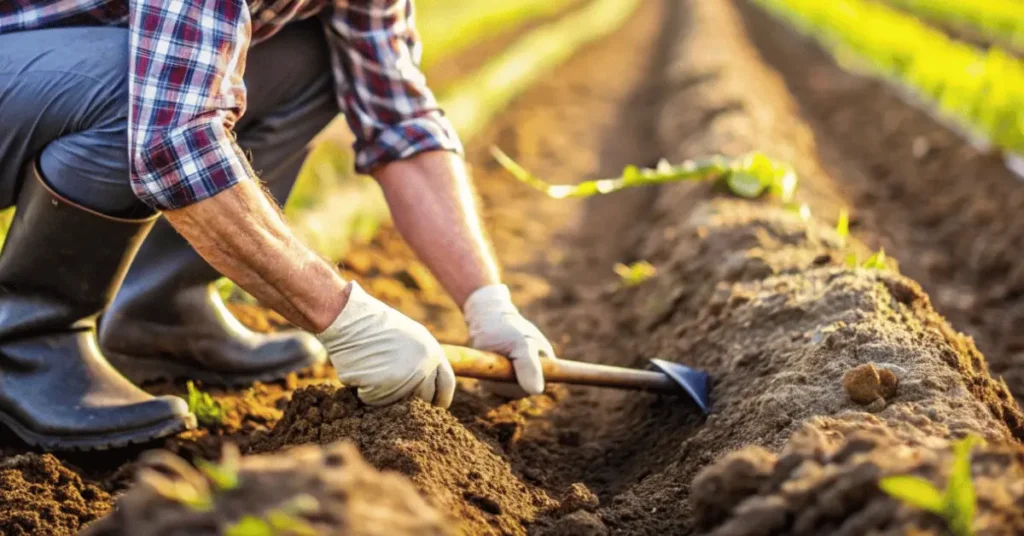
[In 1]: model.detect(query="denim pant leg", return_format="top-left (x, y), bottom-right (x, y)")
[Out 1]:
top-left (0, 27), bottom-right (141, 216)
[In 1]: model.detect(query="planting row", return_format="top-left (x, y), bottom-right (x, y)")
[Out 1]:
top-left (751, 0), bottom-right (1024, 177)
top-left (886, 0), bottom-right (1024, 52)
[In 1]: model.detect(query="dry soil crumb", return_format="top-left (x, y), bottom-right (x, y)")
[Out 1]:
top-left (692, 417), bottom-right (1024, 535)
top-left (82, 442), bottom-right (450, 536)
top-left (0, 453), bottom-right (111, 536)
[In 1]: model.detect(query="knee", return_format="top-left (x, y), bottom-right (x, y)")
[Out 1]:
top-left (39, 119), bottom-right (145, 216)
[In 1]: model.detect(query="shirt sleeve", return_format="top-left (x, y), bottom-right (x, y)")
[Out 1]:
top-left (326, 0), bottom-right (464, 174)
top-left (127, 0), bottom-right (255, 210)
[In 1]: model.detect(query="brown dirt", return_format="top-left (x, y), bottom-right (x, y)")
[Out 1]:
top-left (693, 417), bottom-right (1024, 535)
top-left (5, 0), bottom-right (1024, 534)
top-left (733, 0), bottom-right (1024, 406)
top-left (82, 442), bottom-right (451, 536)
top-left (249, 386), bottom-right (557, 534)
top-left (0, 454), bottom-right (110, 535)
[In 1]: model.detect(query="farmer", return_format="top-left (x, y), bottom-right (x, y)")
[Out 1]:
top-left (0, 1), bottom-right (556, 450)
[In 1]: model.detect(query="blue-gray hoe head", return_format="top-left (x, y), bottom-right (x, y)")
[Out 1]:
top-left (649, 359), bottom-right (711, 414)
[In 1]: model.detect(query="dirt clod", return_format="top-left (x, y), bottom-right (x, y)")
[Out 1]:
top-left (82, 442), bottom-right (451, 536)
top-left (843, 363), bottom-right (899, 406)
top-left (559, 482), bottom-right (600, 514)
top-left (251, 385), bottom-right (556, 534)
top-left (693, 418), bottom-right (1024, 535)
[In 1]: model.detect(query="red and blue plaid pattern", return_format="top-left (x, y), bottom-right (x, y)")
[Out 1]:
top-left (0, 1), bottom-right (462, 209)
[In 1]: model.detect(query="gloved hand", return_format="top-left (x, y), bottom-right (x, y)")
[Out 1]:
top-left (317, 281), bottom-right (456, 408)
top-left (463, 284), bottom-right (557, 398)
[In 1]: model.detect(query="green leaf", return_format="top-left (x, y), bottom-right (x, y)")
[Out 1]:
top-left (195, 458), bottom-right (239, 492)
top-left (186, 381), bottom-right (225, 427)
top-left (490, 147), bottom-right (775, 199)
top-left (725, 172), bottom-right (767, 198)
top-left (836, 209), bottom-right (850, 244)
top-left (225, 516), bottom-right (274, 536)
top-left (267, 511), bottom-right (318, 536)
top-left (945, 436), bottom-right (981, 536)
top-left (879, 475), bottom-right (946, 514)
top-left (862, 249), bottom-right (887, 270)
top-left (613, 261), bottom-right (657, 287)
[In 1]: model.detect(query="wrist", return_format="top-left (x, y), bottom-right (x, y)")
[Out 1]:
top-left (462, 284), bottom-right (516, 323)
top-left (316, 281), bottom-right (368, 342)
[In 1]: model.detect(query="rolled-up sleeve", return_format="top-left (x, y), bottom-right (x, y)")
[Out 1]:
top-left (128, 0), bottom-right (255, 210)
top-left (325, 0), bottom-right (463, 174)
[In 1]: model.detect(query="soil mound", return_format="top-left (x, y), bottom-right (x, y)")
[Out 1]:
top-left (82, 442), bottom-right (450, 536)
top-left (693, 416), bottom-right (1024, 535)
top-left (0, 453), bottom-right (111, 535)
top-left (250, 385), bottom-right (557, 534)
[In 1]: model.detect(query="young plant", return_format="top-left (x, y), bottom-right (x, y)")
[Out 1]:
top-left (135, 452), bottom-right (215, 513)
top-left (845, 248), bottom-right (888, 270)
top-left (225, 494), bottom-right (320, 536)
top-left (490, 147), bottom-right (797, 202)
top-left (836, 208), bottom-right (850, 246)
top-left (879, 435), bottom-right (982, 536)
top-left (187, 380), bottom-right (225, 427)
top-left (195, 444), bottom-right (241, 491)
top-left (861, 248), bottom-right (887, 270)
top-left (614, 261), bottom-right (656, 287)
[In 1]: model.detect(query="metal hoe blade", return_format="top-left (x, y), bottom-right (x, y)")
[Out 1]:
top-left (649, 359), bottom-right (711, 414)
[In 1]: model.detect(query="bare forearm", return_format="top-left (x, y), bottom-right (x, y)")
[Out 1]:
top-left (164, 180), bottom-right (348, 333)
top-left (374, 151), bottom-right (500, 307)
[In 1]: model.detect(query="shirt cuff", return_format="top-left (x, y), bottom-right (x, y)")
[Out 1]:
top-left (131, 120), bottom-right (254, 210)
top-left (353, 111), bottom-right (465, 175)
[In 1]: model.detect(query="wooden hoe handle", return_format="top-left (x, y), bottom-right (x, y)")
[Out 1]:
top-left (441, 345), bottom-right (678, 394)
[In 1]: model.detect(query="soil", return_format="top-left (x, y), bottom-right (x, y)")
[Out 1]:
top-left (3, 0), bottom-right (1024, 535)
top-left (0, 454), bottom-right (110, 536)
top-left (732, 0), bottom-right (1024, 406)
top-left (82, 442), bottom-right (452, 536)
top-left (692, 417), bottom-right (1024, 535)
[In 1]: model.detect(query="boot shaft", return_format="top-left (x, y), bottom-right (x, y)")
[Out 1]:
top-left (0, 161), bottom-right (157, 339)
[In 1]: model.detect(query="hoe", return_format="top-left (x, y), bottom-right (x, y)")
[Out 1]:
top-left (443, 345), bottom-right (711, 414)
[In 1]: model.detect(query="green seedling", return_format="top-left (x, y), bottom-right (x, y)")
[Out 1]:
top-left (845, 248), bottom-right (887, 270)
top-left (836, 208), bottom-right (850, 246)
top-left (861, 248), bottom-right (887, 270)
top-left (138, 468), bottom-right (214, 512)
top-left (225, 494), bottom-right (320, 536)
top-left (187, 380), bottom-right (225, 427)
top-left (879, 435), bottom-right (982, 536)
top-left (196, 444), bottom-right (241, 491)
top-left (491, 147), bottom-right (797, 202)
top-left (614, 261), bottom-right (656, 287)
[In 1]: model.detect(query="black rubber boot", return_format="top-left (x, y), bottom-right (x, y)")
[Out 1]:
top-left (0, 162), bottom-right (195, 451)
top-left (98, 160), bottom-right (326, 387)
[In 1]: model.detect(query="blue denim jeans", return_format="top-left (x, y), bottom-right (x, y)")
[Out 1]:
top-left (0, 18), bottom-right (339, 216)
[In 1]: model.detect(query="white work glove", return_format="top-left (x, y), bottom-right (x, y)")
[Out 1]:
top-left (317, 281), bottom-right (456, 408)
top-left (463, 284), bottom-right (557, 398)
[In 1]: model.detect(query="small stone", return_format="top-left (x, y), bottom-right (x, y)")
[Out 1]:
top-left (843, 363), bottom-right (899, 406)
top-left (559, 483), bottom-right (600, 514)
top-left (877, 368), bottom-right (899, 399)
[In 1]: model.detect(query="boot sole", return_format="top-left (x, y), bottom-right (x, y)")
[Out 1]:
top-left (0, 410), bottom-right (196, 452)
top-left (106, 350), bottom-right (326, 388)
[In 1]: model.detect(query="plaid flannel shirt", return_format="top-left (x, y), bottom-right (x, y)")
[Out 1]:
top-left (0, 0), bottom-right (463, 209)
